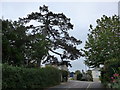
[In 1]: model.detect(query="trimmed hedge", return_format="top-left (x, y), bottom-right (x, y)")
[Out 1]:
top-left (2, 64), bottom-right (61, 88)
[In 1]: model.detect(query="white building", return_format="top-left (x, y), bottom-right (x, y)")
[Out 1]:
top-left (92, 68), bottom-right (101, 82)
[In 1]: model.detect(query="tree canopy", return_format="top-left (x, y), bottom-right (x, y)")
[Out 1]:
top-left (2, 20), bottom-right (26, 65)
top-left (2, 19), bottom-right (49, 67)
top-left (2, 5), bottom-right (82, 67)
top-left (83, 15), bottom-right (120, 68)
top-left (19, 5), bottom-right (82, 65)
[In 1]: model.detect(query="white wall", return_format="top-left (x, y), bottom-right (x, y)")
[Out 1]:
top-left (92, 70), bottom-right (100, 82)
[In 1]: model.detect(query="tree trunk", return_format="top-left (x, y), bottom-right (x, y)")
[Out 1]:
top-left (37, 60), bottom-right (41, 68)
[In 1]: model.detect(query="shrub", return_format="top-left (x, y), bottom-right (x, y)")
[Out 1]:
top-left (100, 58), bottom-right (120, 88)
top-left (76, 73), bottom-right (82, 81)
top-left (109, 73), bottom-right (120, 89)
top-left (60, 70), bottom-right (68, 82)
top-left (2, 64), bottom-right (61, 89)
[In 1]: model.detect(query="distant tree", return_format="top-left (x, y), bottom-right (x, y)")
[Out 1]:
top-left (75, 70), bottom-right (81, 75)
top-left (19, 5), bottom-right (82, 64)
top-left (86, 70), bottom-right (93, 81)
top-left (83, 15), bottom-right (120, 68)
top-left (75, 70), bottom-right (82, 80)
top-left (82, 70), bottom-right (85, 74)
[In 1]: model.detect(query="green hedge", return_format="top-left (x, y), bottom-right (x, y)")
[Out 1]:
top-left (2, 64), bottom-right (61, 88)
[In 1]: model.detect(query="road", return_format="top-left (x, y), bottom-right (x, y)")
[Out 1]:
top-left (47, 80), bottom-right (105, 90)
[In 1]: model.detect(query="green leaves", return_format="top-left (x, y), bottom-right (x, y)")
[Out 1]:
top-left (2, 64), bottom-right (61, 88)
top-left (83, 15), bottom-right (120, 68)
top-left (19, 5), bottom-right (82, 64)
top-left (3, 5), bottom-right (82, 67)
top-left (2, 19), bottom-right (49, 67)
top-left (2, 19), bottom-right (26, 65)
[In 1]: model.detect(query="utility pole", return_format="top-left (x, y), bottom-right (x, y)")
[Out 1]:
top-left (118, 1), bottom-right (120, 17)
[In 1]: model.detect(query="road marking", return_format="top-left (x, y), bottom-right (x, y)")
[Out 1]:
top-left (86, 83), bottom-right (91, 90)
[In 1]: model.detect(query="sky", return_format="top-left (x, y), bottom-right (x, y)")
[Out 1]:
top-left (1, 1), bottom-right (119, 72)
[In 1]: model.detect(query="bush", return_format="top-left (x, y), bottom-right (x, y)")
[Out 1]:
top-left (110, 73), bottom-right (120, 89)
top-left (76, 73), bottom-right (82, 81)
top-left (111, 80), bottom-right (120, 89)
top-left (2, 64), bottom-right (61, 89)
top-left (100, 58), bottom-right (120, 88)
top-left (60, 70), bottom-right (68, 82)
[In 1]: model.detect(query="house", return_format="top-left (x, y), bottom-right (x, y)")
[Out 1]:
top-left (58, 61), bottom-right (71, 71)
top-left (92, 67), bottom-right (101, 82)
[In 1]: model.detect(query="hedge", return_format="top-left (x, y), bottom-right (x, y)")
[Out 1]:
top-left (2, 64), bottom-right (61, 89)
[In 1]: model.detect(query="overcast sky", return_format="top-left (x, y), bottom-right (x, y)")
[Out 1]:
top-left (1, 1), bottom-right (118, 72)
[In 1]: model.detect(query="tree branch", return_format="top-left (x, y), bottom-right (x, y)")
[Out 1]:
top-left (46, 46), bottom-right (61, 56)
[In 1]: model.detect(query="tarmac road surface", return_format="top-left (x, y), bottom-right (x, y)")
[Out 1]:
top-left (47, 80), bottom-right (105, 90)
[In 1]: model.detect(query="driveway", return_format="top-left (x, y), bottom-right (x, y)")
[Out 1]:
top-left (47, 80), bottom-right (105, 90)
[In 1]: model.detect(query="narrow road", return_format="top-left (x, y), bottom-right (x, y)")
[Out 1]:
top-left (47, 80), bottom-right (105, 90)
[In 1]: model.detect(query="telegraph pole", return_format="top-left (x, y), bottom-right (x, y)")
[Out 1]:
top-left (118, 1), bottom-right (120, 17)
